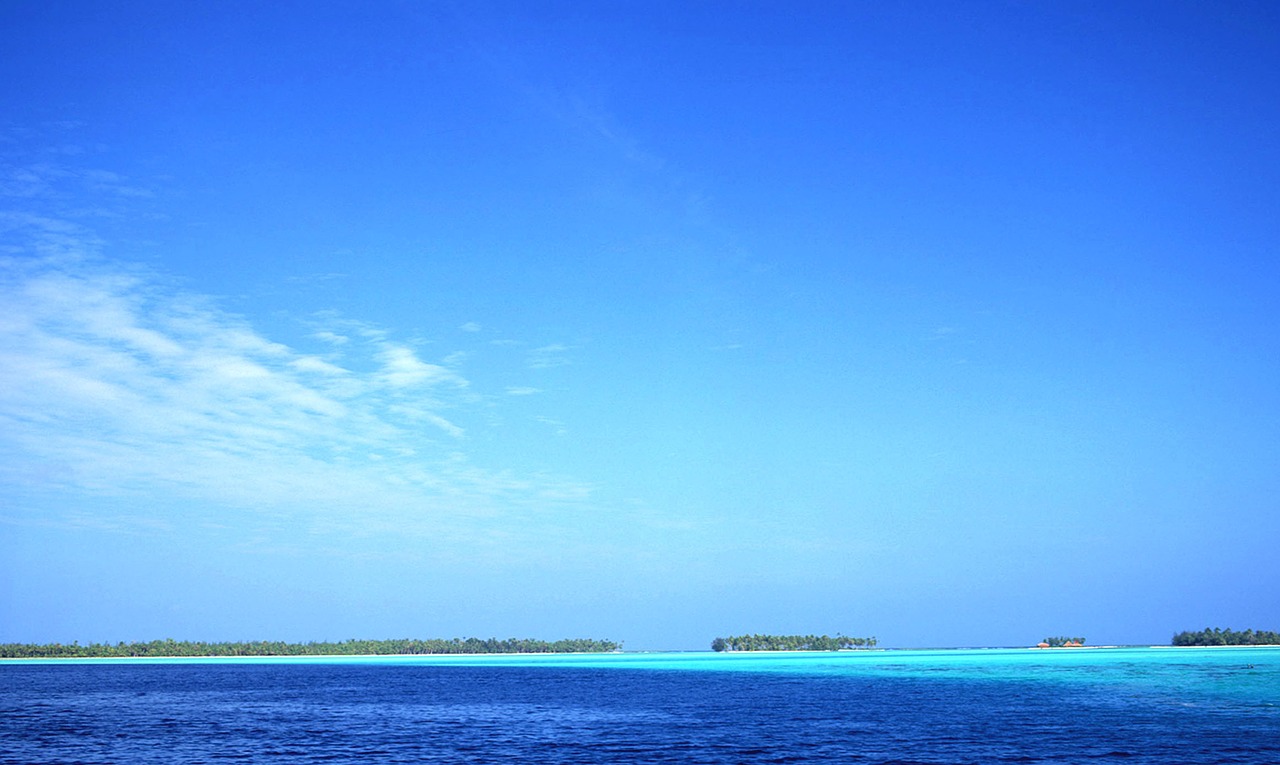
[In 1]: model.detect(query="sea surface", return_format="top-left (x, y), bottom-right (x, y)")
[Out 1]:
top-left (2, 647), bottom-right (1277, 764)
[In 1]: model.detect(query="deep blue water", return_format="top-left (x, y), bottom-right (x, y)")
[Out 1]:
top-left (2, 649), bottom-right (1278, 764)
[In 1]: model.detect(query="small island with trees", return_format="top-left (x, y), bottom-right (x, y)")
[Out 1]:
top-left (1037, 636), bottom-right (1086, 648)
top-left (1171, 628), bottom-right (1280, 646)
top-left (0, 637), bottom-right (621, 659)
top-left (710, 634), bottom-right (877, 652)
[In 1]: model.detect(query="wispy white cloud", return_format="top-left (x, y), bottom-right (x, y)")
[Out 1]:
top-left (505, 386), bottom-right (540, 396)
top-left (2, 162), bottom-right (155, 204)
top-left (377, 345), bottom-right (467, 389)
top-left (387, 402), bottom-right (466, 439)
top-left (534, 415), bottom-right (568, 436)
top-left (312, 330), bottom-right (349, 345)
top-left (290, 356), bottom-right (349, 376)
top-left (285, 272), bottom-right (347, 284)
top-left (83, 169), bottom-right (153, 199)
top-left (0, 251), bottom-right (592, 542)
top-left (0, 164), bottom-right (66, 199)
top-left (0, 151), bottom-right (612, 567)
top-left (528, 343), bottom-right (572, 369)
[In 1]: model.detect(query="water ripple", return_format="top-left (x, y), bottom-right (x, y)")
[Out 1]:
top-left (2, 655), bottom-right (1278, 764)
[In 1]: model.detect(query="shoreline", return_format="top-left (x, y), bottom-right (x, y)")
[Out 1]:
top-left (0, 651), bottom-right (622, 662)
top-left (6, 644), bottom-right (1280, 663)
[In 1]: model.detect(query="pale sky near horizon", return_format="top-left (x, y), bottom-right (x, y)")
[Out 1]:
top-left (2, 1), bottom-right (1278, 650)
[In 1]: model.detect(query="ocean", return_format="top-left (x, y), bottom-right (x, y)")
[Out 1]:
top-left (2, 647), bottom-right (1276, 764)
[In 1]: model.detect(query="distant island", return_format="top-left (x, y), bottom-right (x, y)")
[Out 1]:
top-left (0, 637), bottom-right (621, 659)
top-left (710, 634), bottom-right (877, 652)
top-left (1172, 628), bottom-right (1280, 647)
top-left (1037, 636), bottom-right (1086, 647)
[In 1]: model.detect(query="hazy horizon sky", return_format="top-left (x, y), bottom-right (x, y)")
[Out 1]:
top-left (3, 1), bottom-right (1278, 650)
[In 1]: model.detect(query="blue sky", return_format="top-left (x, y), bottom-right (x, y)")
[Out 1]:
top-left (2, 1), bottom-right (1278, 650)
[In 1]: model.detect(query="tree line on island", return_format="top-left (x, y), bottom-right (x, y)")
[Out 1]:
top-left (1172, 628), bottom-right (1280, 646)
top-left (0, 637), bottom-right (621, 659)
top-left (1040, 636), bottom-right (1086, 647)
top-left (711, 634), bottom-right (877, 652)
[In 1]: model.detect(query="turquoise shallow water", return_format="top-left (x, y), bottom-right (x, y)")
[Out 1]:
top-left (4, 647), bottom-right (1278, 763)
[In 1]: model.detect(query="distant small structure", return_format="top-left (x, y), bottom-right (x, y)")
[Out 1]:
top-left (1038, 636), bottom-right (1086, 648)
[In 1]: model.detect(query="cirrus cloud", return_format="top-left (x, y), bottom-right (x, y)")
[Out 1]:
top-left (0, 250), bottom-right (592, 540)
